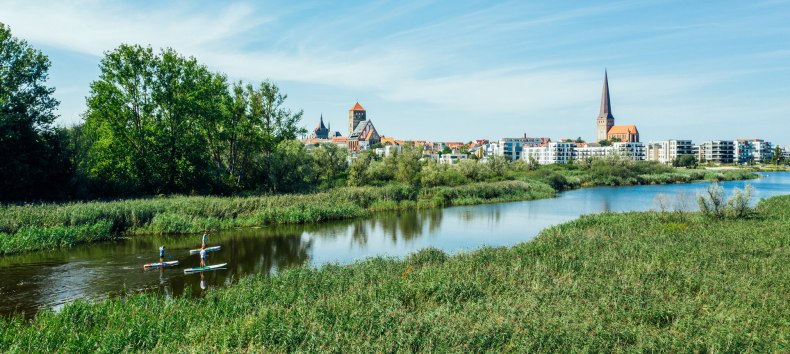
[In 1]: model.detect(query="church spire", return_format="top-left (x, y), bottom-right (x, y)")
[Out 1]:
top-left (599, 69), bottom-right (614, 119)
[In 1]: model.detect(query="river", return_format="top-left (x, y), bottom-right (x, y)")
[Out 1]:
top-left (1, 172), bottom-right (788, 317)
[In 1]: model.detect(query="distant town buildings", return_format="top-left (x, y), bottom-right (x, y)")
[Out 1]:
top-left (300, 72), bottom-right (785, 167)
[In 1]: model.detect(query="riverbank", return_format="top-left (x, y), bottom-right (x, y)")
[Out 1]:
top-left (1, 195), bottom-right (786, 352)
top-left (0, 167), bottom-right (757, 255)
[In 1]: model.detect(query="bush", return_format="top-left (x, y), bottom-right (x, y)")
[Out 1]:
top-left (697, 183), bottom-right (754, 219)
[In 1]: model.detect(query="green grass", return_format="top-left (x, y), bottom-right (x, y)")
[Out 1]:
top-left (1, 195), bottom-right (787, 352)
top-left (0, 180), bottom-right (554, 255)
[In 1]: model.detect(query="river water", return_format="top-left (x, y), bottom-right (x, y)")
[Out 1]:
top-left (1, 172), bottom-right (788, 317)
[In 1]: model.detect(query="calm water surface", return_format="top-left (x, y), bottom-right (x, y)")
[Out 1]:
top-left (1, 172), bottom-right (788, 317)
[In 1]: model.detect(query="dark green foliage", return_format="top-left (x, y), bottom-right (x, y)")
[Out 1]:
top-left (0, 24), bottom-right (72, 201)
top-left (672, 154), bottom-right (698, 168)
top-left (2, 196), bottom-right (788, 352)
top-left (82, 45), bottom-right (306, 196)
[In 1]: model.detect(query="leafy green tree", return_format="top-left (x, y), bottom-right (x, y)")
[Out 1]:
top-left (83, 45), bottom-right (305, 195)
top-left (0, 24), bottom-right (72, 201)
top-left (84, 45), bottom-right (224, 195)
top-left (348, 150), bottom-right (375, 186)
top-left (311, 143), bottom-right (348, 186)
top-left (487, 155), bottom-right (509, 177)
top-left (598, 139), bottom-right (612, 146)
top-left (395, 145), bottom-right (423, 185)
top-left (268, 140), bottom-right (314, 193)
top-left (770, 146), bottom-right (784, 165)
top-left (672, 154), bottom-right (698, 168)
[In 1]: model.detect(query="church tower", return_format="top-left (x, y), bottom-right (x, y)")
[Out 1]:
top-left (349, 102), bottom-right (366, 136)
top-left (596, 70), bottom-right (615, 142)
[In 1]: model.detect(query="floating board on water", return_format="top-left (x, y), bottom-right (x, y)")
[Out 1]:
top-left (143, 261), bottom-right (179, 269)
top-left (183, 263), bottom-right (227, 274)
top-left (189, 246), bottom-right (221, 254)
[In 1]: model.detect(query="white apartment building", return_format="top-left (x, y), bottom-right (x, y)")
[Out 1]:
top-left (574, 142), bottom-right (644, 161)
top-left (613, 142), bottom-right (645, 161)
top-left (575, 146), bottom-right (614, 160)
top-left (439, 153), bottom-right (469, 164)
top-left (645, 140), bottom-right (693, 164)
top-left (698, 140), bottom-right (735, 164)
top-left (751, 139), bottom-right (773, 163)
top-left (497, 136), bottom-right (548, 161)
top-left (522, 142), bottom-right (576, 165)
top-left (735, 139), bottom-right (773, 164)
top-left (734, 140), bottom-right (754, 164)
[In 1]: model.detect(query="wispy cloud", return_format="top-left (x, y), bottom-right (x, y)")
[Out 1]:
top-left (1, 0), bottom-right (788, 142)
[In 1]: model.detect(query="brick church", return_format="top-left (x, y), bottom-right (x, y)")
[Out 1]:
top-left (596, 70), bottom-right (639, 143)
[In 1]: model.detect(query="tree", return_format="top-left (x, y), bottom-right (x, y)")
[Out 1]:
top-left (394, 145), bottom-right (423, 185)
top-left (672, 154), bottom-right (698, 168)
top-left (575, 137), bottom-right (585, 143)
top-left (348, 151), bottom-right (375, 186)
top-left (268, 140), bottom-right (314, 193)
top-left (0, 24), bottom-right (71, 201)
top-left (83, 45), bottom-right (305, 195)
top-left (83, 45), bottom-right (223, 195)
top-left (487, 155), bottom-right (509, 177)
top-left (771, 146), bottom-right (784, 165)
top-left (311, 143), bottom-right (348, 186)
top-left (598, 139), bottom-right (612, 146)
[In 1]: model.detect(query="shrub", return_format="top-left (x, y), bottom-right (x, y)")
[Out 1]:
top-left (697, 183), bottom-right (754, 219)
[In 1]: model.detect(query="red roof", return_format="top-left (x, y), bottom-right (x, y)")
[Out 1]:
top-left (350, 102), bottom-right (365, 111)
top-left (608, 125), bottom-right (639, 135)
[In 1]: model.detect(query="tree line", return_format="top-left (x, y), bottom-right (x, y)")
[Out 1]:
top-left (1, 24), bottom-right (311, 201)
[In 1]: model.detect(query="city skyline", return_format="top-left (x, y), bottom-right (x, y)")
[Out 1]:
top-left (1, 0), bottom-right (789, 143)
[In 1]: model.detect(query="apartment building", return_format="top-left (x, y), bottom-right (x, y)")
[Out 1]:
top-left (698, 140), bottom-right (735, 164)
top-left (497, 136), bottom-right (549, 161)
top-left (645, 140), bottom-right (693, 164)
top-left (522, 142), bottom-right (576, 165)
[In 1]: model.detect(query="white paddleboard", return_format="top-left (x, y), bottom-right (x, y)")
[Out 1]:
top-left (183, 263), bottom-right (227, 274)
top-left (189, 246), bottom-right (221, 254)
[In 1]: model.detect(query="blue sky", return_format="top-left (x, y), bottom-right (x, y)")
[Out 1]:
top-left (2, 0), bottom-right (789, 144)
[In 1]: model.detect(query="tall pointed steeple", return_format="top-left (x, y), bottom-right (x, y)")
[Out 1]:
top-left (599, 69), bottom-right (614, 119)
top-left (595, 69), bottom-right (615, 142)
top-left (319, 113), bottom-right (327, 130)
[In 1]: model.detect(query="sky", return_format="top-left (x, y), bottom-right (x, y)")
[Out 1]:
top-left (1, 0), bottom-right (789, 144)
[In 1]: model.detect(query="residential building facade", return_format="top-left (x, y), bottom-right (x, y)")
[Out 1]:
top-left (645, 140), bottom-right (693, 164)
top-left (698, 140), bottom-right (735, 164)
top-left (522, 142), bottom-right (576, 165)
top-left (497, 136), bottom-right (549, 161)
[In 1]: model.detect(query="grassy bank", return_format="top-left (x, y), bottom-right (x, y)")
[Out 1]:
top-left (1, 195), bottom-right (787, 352)
top-left (510, 160), bottom-right (758, 190)
top-left (0, 180), bottom-right (554, 255)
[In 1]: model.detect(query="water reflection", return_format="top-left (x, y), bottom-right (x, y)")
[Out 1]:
top-left (1, 172), bottom-right (789, 317)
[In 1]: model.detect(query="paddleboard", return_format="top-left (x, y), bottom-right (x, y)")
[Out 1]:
top-left (143, 261), bottom-right (179, 269)
top-left (189, 246), bottom-right (221, 254)
top-left (183, 263), bottom-right (227, 274)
